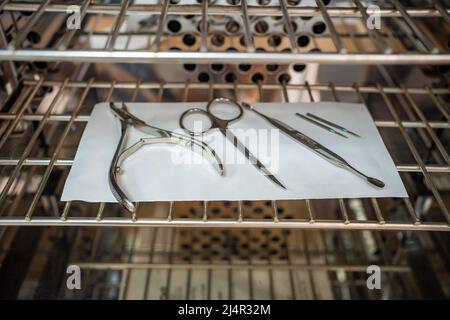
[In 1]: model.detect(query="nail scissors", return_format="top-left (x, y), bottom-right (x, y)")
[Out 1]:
top-left (109, 102), bottom-right (224, 213)
top-left (242, 102), bottom-right (385, 188)
top-left (179, 97), bottom-right (286, 189)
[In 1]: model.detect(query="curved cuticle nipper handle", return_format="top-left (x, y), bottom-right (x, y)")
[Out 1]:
top-left (116, 136), bottom-right (224, 176)
top-left (108, 102), bottom-right (224, 214)
top-left (108, 112), bottom-right (136, 213)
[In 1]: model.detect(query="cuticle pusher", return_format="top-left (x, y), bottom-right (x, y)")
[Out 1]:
top-left (242, 102), bottom-right (384, 188)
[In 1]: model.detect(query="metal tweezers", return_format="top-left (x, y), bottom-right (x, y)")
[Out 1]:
top-left (109, 102), bottom-right (224, 213)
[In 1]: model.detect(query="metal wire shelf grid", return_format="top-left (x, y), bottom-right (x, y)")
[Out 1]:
top-left (10, 225), bottom-right (429, 299)
top-left (0, 79), bottom-right (449, 231)
top-left (0, 1), bottom-right (449, 64)
top-left (61, 227), bottom-right (422, 299)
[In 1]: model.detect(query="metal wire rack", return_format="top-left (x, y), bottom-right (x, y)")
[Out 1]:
top-left (0, 0), bottom-right (449, 64)
top-left (64, 227), bottom-right (423, 299)
top-left (0, 79), bottom-right (449, 231)
top-left (11, 226), bottom-right (431, 299)
top-left (0, 0), bottom-right (449, 301)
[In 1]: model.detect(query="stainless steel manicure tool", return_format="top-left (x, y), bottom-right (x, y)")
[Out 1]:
top-left (306, 112), bottom-right (362, 138)
top-left (296, 113), bottom-right (348, 138)
top-left (242, 102), bottom-right (385, 188)
top-left (179, 97), bottom-right (286, 189)
top-left (109, 102), bottom-right (224, 213)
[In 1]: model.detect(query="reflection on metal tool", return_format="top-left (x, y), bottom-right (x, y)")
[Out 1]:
top-left (109, 102), bottom-right (224, 213)
top-left (306, 112), bottom-right (362, 138)
top-left (179, 97), bottom-right (286, 190)
top-left (242, 102), bottom-right (385, 188)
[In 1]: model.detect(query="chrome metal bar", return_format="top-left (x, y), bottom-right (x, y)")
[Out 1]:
top-left (0, 85), bottom-right (31, 140)
top-left (167, 202), bottom-right (174, 221)
top-left (93, 82), bottom-right (116, 221)
top-left (371, 198), bottom-right (386, 224)
top-left (119, 229), bottom-right (138, 300)
top-left (52, 28), bottom-right (442, 41)
top-left (403, 198), bottom-right (420, 224)
top-left (203, 201), bottom-right (208, 222)
top-left (351, 231), bottom-right (376, 299)
top-left (425, 86), bottom-right (450, 121)
top-left (336, 231), bottom-right (355, 298)
top-left (60, 201), bottom-right (71, 221)
top-left (391, 16), bottom-right (427, 53)
top-left (304, 81), bottom-right (315, 102)
top-left (0, 0), bottom-right (10, 12)
top-left (0, 17), bottom-right (18, 86)
top-left (58, 0), bottom-right (91, 50)
top-left (142, 228), bottom-right (158, 299)
top-left (0, 78), bottom-right (44, 150)
top-left (18, 80), bottom-right (450, 94)
top-left (375, 121), bottom-right (450, 129)
top-left (279, 0), bottom-right (298, 52)
top-left (2, 3), bottom-right (447, 18)
top-left (233, 85), bottom-right (245, 224)
top-left (372, 232), bottom-right (399, 297)
top-left (280, 231), bottom-right (295, 300)
top-left (339, 199), bottom-right (350, 224)
top-left (25, 79), bottom-right (94, 220)
top-left (330, 82), bottom-right (340, 101)
top-left (305, 200), bottom-right (315, 223)
top-left (378, 84), bottom-right (450, 224)
top-left (0, 79), bottom-right (69, 206)
top-left (316, 0), bottom-right (346, 53)
top-left (390, 0), bottom-right (439, 53)
top-left (0, 165), bottom-right (36, 218)
top-left (151, 0), bottom-right (170, 51)
top-left (237, 201), bottom-right (243, 222)
top-left (0, 116), bottom-right (448, 130)
top-left (0, 159), bottom-right (447, 174)
top-left (0, 217), bottom-right (448, 231)
top-left (105, 0), bottom-right (131, 51)
top-left (302, 231), bottom-right (317, 299)
top-left (7, 0), bottom-right (51, 49)
top-left (317, 231), bottom-right (337, 298)
top-left (402, 85), bottom-right (450, 164)
top-left (1, 50), bottom-right (448, 64)
top-left (95, 203), bottom-right (105, 221)
top-left (331, 85), bottom-right (385, 228)
top-left (8, 9), bottom-right (19, 33)
top-left (280, 77), bottom-right (289, 102)
top-left (240, 0), bottom-right (254, 52)
top-left (200, 0), bottom-right (208, 52)
top-left (75, 262), bottom-right (410, 272)
top-left (271, 201), bottom-right (279, 223)
top-left (352, 0), bottom-right (390, 53)
top-left (375, 66), bottom-right (439, 166)
top-left (435, 0), bottom-right (450, 24)
top-left (164, 228), bottom-right (176, 299)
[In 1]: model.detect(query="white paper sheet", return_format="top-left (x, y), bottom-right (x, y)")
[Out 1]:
top-left (61, 102), bottom-right (407, 202)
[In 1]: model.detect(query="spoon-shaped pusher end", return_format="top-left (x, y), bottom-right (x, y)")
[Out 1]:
top-left (367, 177), bottom-right (385, 188)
